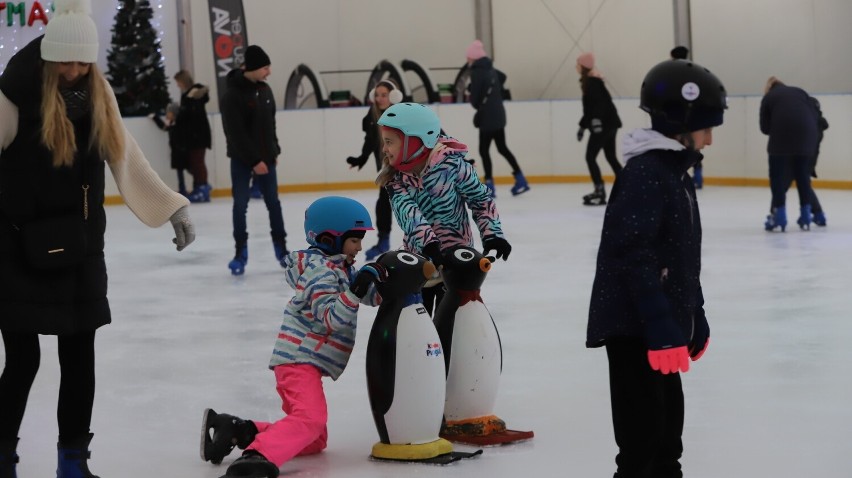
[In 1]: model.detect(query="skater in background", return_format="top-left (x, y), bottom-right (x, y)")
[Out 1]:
top-left (150, 102), bottom-right (189, 197)
top-left (788, 96), bottom-right (829, 227)
top-left (0, 1), bottom-right (195, 476)
top-left (670, 46), bottom-right (703, 189)
top-left (346, 78), bottom-right (403, 259)
top-left (220, 44), bottom-right (288, 275)
top-left (587, 59), bottom-right (725, 477)
top-left (376, 102), bottom-right (511, 316)
top-left (760, 76), bottom-right (822, 231)
top-left (173, 69), bottom-right (212, 203)
top-left (576, 52), bottom-right (622, 206)
top-left (200, 196), bottom-right (385, 478)
top-left (466, 39), bottom-right (529, 198)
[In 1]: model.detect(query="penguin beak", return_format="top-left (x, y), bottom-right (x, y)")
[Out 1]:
top-left (423, 261), bottom-right (437, 279)
top-left (480, 257), bottom-right (492, 272)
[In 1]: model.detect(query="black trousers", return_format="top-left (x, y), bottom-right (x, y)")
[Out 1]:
top-left (376, 186), bottom-right (392, 238)
top-left (422, 284), bottom-right (445, 317)
top-left (478, 128), bottom-right (521, 180)
top-left (0, 330), bottom-right (96, 442)
top-left (586, 129), bottom-right (621, 186)
top-left (606, 339), bottom-right (684, 478)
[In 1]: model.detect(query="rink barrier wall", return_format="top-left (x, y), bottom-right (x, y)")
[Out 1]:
top-left (107, 95), bottom-right (852, 204)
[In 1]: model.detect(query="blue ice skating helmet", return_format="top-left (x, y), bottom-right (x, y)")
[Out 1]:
top-left (377, 102), bottom-right (441, 149)
top-left (640, 59), bottom-right (727, 135)
top-left (304, 196), bottom-right (373, 253)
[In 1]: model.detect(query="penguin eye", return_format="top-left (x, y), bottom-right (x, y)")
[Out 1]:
top-left (397, 252), bottom-right (419, 265)
top-left (454, 250), bottom-right (475, 262)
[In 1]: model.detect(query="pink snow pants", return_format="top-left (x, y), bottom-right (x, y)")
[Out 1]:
top-left (246, 364), bottom-right (329, 466)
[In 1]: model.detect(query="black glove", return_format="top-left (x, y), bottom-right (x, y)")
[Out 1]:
top-left (482, 237), bottom-right (511, 261)
top-left (576, 127), bottom-right (584, 141)
top-left (346, 155), bottom-right (368, 171)
top-left (349, 262), bottom-right (388, 299)
top-left (689, 308), bottom-right (710, 361)
top-left (421, 242), bottom-right (444, 269)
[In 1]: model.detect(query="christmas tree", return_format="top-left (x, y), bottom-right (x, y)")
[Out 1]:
top-left (106, 0), bottom-right (170, 116)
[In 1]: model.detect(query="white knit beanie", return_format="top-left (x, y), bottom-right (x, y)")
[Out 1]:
top-left (41, 0), bottom-right (99, 63)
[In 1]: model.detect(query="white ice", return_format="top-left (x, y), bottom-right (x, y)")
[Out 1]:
top-left (5, 184), bottom-right (852, 477)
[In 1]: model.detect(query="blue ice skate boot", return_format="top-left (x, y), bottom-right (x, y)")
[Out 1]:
top-left (764, 206), bottom-right (787, 232)
top-left (693, 166), bottom-right (703, 189)
top-left (228, 245), bottom-right (248, 275)
top-left (249, 179), bottom-right (263, 199)
top-left (365, 235), bottom-right (390, 260)
top-left (813, 210), bottom-right (827, 227)
top-left (0, 438), bottom-right (18, 478)
top-left (797, 204), bottom-right (812, 231)
top-left (273, 240), bottom-right (288, 268)
top-left (511, 172), bottom-right (530, 196)
top-left (484, 179), bottom-right (496, 198)
top-left (187, 184), bottom-right (211, 203)
top-left (57, 434), bottom-right (98, 478)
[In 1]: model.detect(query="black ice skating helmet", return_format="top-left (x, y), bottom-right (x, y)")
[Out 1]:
top-left (640, 59), bottom-right (727, 136)
top-left (304, 196), bottom-right (373, 254)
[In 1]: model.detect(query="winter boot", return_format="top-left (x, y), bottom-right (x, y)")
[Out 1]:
top-left (223, 451), bottom-right (279, 478)
top-left (200, 408), bottom-right (259, 465)
top-left (228, 244), bottom-right (248, 275)
top-left (365, 235), bottom-right (390, 261)
top-left (272, 240), bottom-right (288, 268)
top-left (693, 166), bottom-right (703, 189)
top-left (484, 179), bottom-right (496, 199)
top-left (511, 172), bottom-right (530, 196)
top-left (0, 438), bottom-right (18, 478)
top-left (813, 210), bottom-right (827, 227)
top-left (583, 184), bottom-right (606, 206)
top-left (797, 204), bottom-right (812, 231)
top-left (57, 433), bottom-right (99, 478)
top-left (764, 206), bottom-right (787, 232)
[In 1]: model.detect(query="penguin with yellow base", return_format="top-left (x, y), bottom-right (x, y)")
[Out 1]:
top-left (433, 246), bottom-right (534, 446)
top-left (365, 250), bottom-right (482, 463)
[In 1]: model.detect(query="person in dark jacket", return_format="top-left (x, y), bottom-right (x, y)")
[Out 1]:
top-left (466, 39), bottom-right (529, 198)
top-left (173, 70), bottom-right (212, 203)
top-left (151, 103), bottom-right (188, 196)
top-left (346, 79), bottom-right (403, 259)
top-left (0, 1), bottom-right (195, 476)
top-left (759, 76), bottom-right (821, 231)
top-left (576, 52), bottom-right (623, 205)
top-left (221, 44), bottom-right (288, 275)
top-left (587, 59), bottom-right (726, 478)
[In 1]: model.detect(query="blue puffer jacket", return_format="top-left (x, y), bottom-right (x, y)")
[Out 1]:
top-left (587, 129), bottom-right (706, 349)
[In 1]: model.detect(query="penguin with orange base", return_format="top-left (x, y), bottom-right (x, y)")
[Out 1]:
top-left (365, 250), bottom-right (482, 464)
top-left (433, 245), bottom-right (534, 446)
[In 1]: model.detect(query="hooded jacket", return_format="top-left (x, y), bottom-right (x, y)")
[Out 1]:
top-left (468, 57), bottom-right (507, 131)
top-left (579, 75), bottom-right (622, 134)
top-left (220, 69), bottom-right (280, 168)
top-left (175, 83), bottom-right (212, 151)
top-left (269, 249), bottom-right (381, 380)
top-left (587, 129), bottom-right (705, 349)
top-left (386, 136), bottom-right (505, 254)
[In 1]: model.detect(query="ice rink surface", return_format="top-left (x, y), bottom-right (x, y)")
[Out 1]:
top-left (5, 183), bottom-right (852, 477)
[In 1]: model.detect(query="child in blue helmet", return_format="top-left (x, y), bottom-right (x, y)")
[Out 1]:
top-left (200, 196), bottom-right (387, 477)
top-left (587, 59), bottom-right (726, 477)
top-left (375, 103), bottom-right (511, 315)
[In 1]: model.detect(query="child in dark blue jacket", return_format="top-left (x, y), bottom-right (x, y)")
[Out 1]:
top-left (587, 59), bottom-right (727, 478)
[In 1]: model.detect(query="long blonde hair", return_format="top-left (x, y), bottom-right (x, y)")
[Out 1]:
top-left (40, 62), bottom-right (125, 167)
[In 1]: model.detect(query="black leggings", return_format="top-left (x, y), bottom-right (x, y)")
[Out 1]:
top-left (479, 128), bottom-right (521, 180)
top-left (0, 330), bottom-right (96, 442)
top-left (586, 129), bottom-right (622, 186)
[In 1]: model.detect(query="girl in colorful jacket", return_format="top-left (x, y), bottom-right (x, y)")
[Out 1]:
top-left (375, 102), bottom-right (512, 315)
top-left (200, 196), bottom-right (386, 478)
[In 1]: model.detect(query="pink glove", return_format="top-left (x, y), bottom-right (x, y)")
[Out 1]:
top-left (690, 338), bottom-right (709, 362)
top-left (647, 346), bottom-right (690, 374)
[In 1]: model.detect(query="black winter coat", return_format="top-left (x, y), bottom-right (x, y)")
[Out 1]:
top-left (468, 57), bottom-right (507, 131)
top-left (358, 109), bottom-right (383, 172)
top-left (221, 69), bottom-right (280, 168)
top-left (174, 83), bottom-right (212, 151)
top-left (759, 85), bottom-right (818, 156)
top-left (587, 148), bottom-right (704, 349)
top-left (0, 37), bottom-right (110, 334)
top-left (579, 76), bottom-right (622, 134)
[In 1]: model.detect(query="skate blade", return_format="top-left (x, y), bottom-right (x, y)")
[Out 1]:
top-left (200, 408), bottom-right (215, 463)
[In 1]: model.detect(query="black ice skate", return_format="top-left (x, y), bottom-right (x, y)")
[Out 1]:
top-left (582, 184), bottom-right (607, 206)
top-left (201, 408), bottom-right (258, 465)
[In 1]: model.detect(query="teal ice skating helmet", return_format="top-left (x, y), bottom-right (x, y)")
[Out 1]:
top-left (377, 103), bottom-right (440, 171)
top-left (304, 196), bottom-right (373, 254)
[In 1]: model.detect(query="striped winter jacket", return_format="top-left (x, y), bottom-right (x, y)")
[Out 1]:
top-left (269, 249), bottom-right (381, 380)
top-left (386, 136), bottom-right (505, 253)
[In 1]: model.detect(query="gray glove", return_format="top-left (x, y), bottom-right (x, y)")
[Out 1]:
top-left (591, 118), bottom-right (603, 134)
top-left (169, 205), bottom-right (195, 251)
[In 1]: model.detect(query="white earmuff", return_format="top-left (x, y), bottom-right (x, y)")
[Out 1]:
top-left (369, 80), bottom-right (403, 104)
